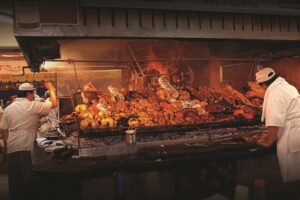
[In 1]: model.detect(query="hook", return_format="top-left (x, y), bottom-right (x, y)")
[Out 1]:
top-left (12, 66), bottom-right (30, 76)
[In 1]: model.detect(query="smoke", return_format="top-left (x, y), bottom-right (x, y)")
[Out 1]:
top-left (58, 39), bottom-right (127, 60)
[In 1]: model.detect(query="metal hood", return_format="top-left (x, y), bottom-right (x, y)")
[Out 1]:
top-left (13, 0), bottom-right (300, 72)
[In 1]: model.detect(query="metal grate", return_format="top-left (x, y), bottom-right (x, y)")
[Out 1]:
top-left (79, 118), bottom-right (262, 138)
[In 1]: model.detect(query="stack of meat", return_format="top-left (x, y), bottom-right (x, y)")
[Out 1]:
top-left (245, 81), bottom-right (265, 107)
top-left (61, 81), bottom-right (262, 129)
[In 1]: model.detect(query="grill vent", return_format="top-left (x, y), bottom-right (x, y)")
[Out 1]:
top-left (80, 7), bottom-right (299, 39)
top-left (15, 7), bottom-right (300, 40)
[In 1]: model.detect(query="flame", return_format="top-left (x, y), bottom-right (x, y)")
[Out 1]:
top-left (144, 46), bottom-right (168, 75)
top-left (145, 61), bottom-right (168, 75)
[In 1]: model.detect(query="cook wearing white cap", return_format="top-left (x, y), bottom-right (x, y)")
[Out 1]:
top-left (18, 82), bottom-right (35, 91)
top-left (0, 82), bottom-right (57, 198)
top-left (256, 67), bottom-right (300, 182)
top-left (255, 67), bottom-right (276, 84)
top-left (17, 83), bottom-right (36, 101)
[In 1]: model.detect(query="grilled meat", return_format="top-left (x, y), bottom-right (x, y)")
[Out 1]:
top-left (66, 82), bottom-right (261, 130)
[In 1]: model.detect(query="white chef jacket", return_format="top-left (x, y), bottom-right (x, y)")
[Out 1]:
top-left (262, 77), bottom-right (300, 182)
top-left (0, 98), bottom-right (52, 153)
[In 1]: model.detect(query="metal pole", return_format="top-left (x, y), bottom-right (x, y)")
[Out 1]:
top-left (126, 44), bottom-right (145, 77)
top-left (47, 57), bottom-right (270, 63)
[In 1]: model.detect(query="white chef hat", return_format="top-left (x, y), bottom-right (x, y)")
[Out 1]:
top-left (255, 67), bottom-right (276, 84)
top-left (18, 83), bottom-right (35, 91)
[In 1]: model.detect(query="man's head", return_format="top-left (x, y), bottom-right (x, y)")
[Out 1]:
top-left (18, 83), bottom-right (35, 101)
top-left (255, 67), bottom-right (278, 89)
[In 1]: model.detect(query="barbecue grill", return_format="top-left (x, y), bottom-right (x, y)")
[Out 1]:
top-left (13, 0), bottom-right (299, 157)
top-left (55, 89), bottom-right (264, 157)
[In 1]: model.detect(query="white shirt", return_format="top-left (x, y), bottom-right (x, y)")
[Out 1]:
top-left (262, 77), bottom-right (300, 182)
top-left (0, 98), bottom-right (52, 153)
top-left (263, 77), bottom-right (300, 127)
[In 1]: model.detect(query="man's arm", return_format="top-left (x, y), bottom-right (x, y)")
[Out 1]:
top-left (257, 126), bottom-right (279, 147)
top-left (44, 82), bottom-right (57, 109)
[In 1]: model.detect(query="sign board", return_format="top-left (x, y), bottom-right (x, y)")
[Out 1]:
top-left (0, 62), bottom-right (25, 74)
top-left (0, 73), bottom-right (55, 82)
top-left (0, 60), bottom-right (55, 82)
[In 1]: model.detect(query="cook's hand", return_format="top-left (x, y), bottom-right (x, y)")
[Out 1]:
top-left (257, 135), bottom-right (275, 147)
top-left (44, 82), bottom-right (55, 90)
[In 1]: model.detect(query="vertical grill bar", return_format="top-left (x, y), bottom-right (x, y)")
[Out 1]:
top-left (97, 8), bottom-right (100, 27)
top-left (82, 7), bottom-right (87, 26)
top-left (198, 12), bottom-right (202, 30)
top-left (163, 11), bottom-right (166, 28)
top-left (111, 8), bottom-right (115, 27)
top-left (232, 14), bottom-right (236, 30)
top-left (187, 13), bottom-right (191, 29)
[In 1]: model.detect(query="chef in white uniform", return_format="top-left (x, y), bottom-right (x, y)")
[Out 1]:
top-left (256, 67), bottom-right (300, 182)
top-left (0, 82), bottom-right (57, 198)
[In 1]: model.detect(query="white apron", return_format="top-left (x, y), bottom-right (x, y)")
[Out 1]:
top-left (262, 78), bottom-right (300, 182)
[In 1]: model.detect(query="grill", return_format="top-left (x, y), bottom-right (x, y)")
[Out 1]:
top-left (76, 123), bottom-right (265, 157)
top-left (79, 119), bottom-right (262, 137)
top-left (60, 110), bottom-right (264, 157)
top-left (13, 1), bottom-right (298, 157)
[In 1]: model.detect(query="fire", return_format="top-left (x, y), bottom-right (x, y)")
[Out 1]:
top-left (145, 61), bottom-right (168, 75)
top-left (144, 46), bottom-right (168, 75)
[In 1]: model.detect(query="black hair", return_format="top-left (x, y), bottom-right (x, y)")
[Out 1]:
top-left (260, 74), bottom-right (279, 86)
top-left (18, 90), bottom-right (34, 98)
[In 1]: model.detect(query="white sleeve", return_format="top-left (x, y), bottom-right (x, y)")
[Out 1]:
top-left (34, 101), bottom-right (53, 116)
top-left (0, 111), bottom-right (8, 130)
